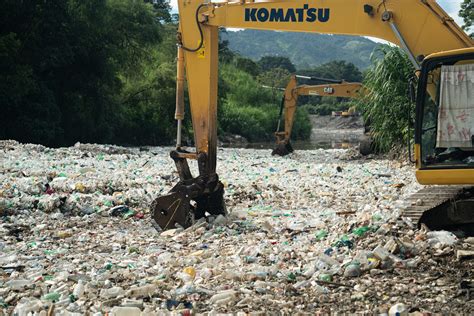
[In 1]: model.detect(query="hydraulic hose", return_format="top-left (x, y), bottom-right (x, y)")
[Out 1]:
top-left (295, 75), bottom-right (344, 84)
top-left (276, 96), bottom-right (285, 132)
top-left (180, 4), bottom-right (206, 52)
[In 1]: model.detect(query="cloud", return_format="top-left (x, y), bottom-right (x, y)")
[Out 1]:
top-left (437, 0), bottom-right (464, 26)
top-left (169, 0), bottom-right (177, 12)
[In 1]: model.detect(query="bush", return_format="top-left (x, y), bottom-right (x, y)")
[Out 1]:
top-left (292, 107), bottom-right (312, 140)
top-left (220, 102), bottom-right (275, 141)
top-left (219, 63), bottom-right (312, 142)
top-left (354, 46), bottom-right (415, 152)
top-left (220, 63), bottom-right (274, 106)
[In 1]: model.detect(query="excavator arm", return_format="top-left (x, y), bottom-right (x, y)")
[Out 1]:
top-left (273, 74), bottom-right (364, 156)
top-left (151, 0), bottom-right (473, 230)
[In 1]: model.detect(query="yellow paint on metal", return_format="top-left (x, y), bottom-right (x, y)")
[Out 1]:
top-left (424, 47), bottom-right (474, 60)
top-left (416, 169), bottom-right (474, 185)
top-left (197, 41), bottom-right (206, 59)
top-left (414, 144), bottom-right (421, 169)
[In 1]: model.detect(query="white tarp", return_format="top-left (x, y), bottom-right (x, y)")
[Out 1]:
top-left (436, 64), bottom-right (474, 148)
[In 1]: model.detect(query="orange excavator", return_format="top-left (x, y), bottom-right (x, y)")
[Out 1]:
top-left (151, 0), bottom-right (473, 232)
top-left (273, 74), bottom-right (364, 156)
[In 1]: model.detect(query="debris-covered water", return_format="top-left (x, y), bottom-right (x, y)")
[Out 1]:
top-left (0, 140), bottom-right (472, 315)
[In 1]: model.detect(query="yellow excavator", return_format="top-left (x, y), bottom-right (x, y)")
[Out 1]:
top-left (151, 0), bottom-right (473, 232)
top-left (273, 74), bottom-right (364, 156)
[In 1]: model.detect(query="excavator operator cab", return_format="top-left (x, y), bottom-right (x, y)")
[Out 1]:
top-left (415, 49), bottom-right (474, 184)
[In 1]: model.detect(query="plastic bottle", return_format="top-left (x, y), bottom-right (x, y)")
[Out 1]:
top-left (126, 284), bottom-right (156, 298)
top-left (110, 306), bottom-right (142, 316)
top-left (343, 263), bottom-right (361, 277)
top-left (42, 292), bottom-right (61, 302)
top-left (315, 229), bottom-right (328, 241)
top-left (6, 279), bottom-right (30, 290)
top-left (72, 280), bottom-right (85, 298)
top-left (353, 226), bottom-right (370, 236)
top-left (0, 254), bottom-right (18, 266)
top-left (317, 253), bottom-right (340, 273)
top-left (373, 245), bottom-right (390, 261)
top-left (209, 290), bottom-right (236, 304)
top-left (426, 231), bottom-right (458, 247)
top-left (319, 273), bottom-right (333, 282)
top-left (13, 298), bottom-right (43, 315)
top-left (388, 303), bottom-right (408, 316)
top-left (100, 286), bottom-right (125, 299)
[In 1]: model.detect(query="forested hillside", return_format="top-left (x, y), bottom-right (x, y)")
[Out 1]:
top-left (221, 30), bottom-right (380, 69)
top-left (0, 0), bottom-right (310, 147)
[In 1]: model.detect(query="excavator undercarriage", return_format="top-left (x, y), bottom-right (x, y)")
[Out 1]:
top-left (403, 186), bottom-right (474, 234)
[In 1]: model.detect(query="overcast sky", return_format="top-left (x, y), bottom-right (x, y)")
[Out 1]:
top-left (169, 0), bottom-right (465, 27)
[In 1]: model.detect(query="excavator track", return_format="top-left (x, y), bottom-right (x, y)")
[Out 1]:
top-left (401, 186), bottom-right (474, 233)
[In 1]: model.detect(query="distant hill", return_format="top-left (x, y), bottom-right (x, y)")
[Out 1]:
top-left (221, 30), bottom-right (380, 70)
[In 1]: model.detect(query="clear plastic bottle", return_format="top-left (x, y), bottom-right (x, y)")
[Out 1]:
top-left (100, 286), bottom-right (125, 299)
top-left (72, 280), bottom-right (85, 298)
top-left (6, 279), bottom-right (30, 290)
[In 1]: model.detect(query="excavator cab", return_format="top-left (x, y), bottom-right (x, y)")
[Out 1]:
top-left (405, 49), bottom-right (474, 231)
top-left (415, 49), bottom-right (474, 182)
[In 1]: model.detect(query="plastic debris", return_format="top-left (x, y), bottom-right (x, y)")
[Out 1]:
top-left (0, 141), bottom-right (471, 314)
top-left (427, 230), bottom-right (458, 248)
top-left (388, 303), bottom-right (408, 316)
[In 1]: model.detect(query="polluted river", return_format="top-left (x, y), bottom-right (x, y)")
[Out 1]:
top-left (225, 115), bottom-right (367, 151)
top-left (0, 131), bottom-right (473, 314)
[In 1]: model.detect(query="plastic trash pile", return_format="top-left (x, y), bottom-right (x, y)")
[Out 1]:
top-left (0, 140), bottom-right (472, 314)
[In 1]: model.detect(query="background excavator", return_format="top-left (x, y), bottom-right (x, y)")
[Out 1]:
top-left (273, 74), bottom-right (364, 156)
top-left (151, 0), bottom-right (473, 233)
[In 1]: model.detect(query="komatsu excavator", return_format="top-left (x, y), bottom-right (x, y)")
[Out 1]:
top-left (273, 74), bottom-right (364, 156)
top-left (151, 0), bottom-right (474, 232)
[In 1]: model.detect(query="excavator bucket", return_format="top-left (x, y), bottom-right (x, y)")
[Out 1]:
top-left (151, 190), bottom-right (193, 230)
top-left (272, 142), bottom-right (294, 156)
top-left (151, 181), bottom-right (227, 230)
top-left (150, 150), bottom-right (228, 230)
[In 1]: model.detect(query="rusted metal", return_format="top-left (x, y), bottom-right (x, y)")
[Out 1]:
top-left (272, 142), bottom-right (294, 156)
top-left (151, 190), bottom-right (193, 230)
top-left (151, 149), bottom-right (226, 230)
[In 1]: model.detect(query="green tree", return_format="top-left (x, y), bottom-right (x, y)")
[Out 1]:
top-left (234, 56), bottom-right (261, 77)
top-left (0, 0), bottom-right (311, 147)
top-left (257, 68), bottom-right (291, 89)
top-left (459, 0), bottom-right (473, 37)
top-left (258, 56), bottom-right (296, 73)
top-left (0, 0), bottom-right (167, 146)
top-left (257, 67), bottom-right (291, 104)
top-left (354, 46), bottom-right (415, 152)
top-left (299, 60), bottom-right (363, 82)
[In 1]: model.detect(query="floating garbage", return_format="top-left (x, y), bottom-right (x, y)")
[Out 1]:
top-left (0, 140), bottom-right (471, 314)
